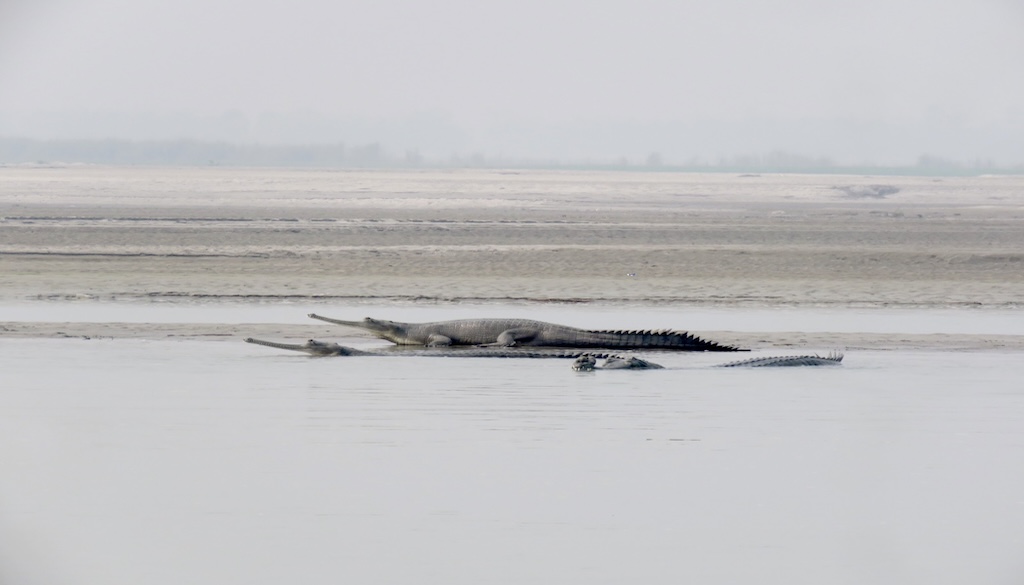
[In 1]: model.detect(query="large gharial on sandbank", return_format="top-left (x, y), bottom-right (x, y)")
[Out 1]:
top-left (307, 313), bottom-right (743, 351)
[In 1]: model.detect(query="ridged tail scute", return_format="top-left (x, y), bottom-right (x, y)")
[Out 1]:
top-left (717, 352), bottom-right (844, 368)
top-left (587, 329), bottom-right (743, 352)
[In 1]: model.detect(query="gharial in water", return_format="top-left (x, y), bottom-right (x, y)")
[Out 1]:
top-left (245, 337), bottom-right (644, 361)
top-left (246, 338), bottom-right (843, 371)
top-left (571, 352), bottom-right (843, 371)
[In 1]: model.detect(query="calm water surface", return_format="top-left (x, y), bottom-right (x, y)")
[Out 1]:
top-left (2, 311), bottom-right (1024, 584)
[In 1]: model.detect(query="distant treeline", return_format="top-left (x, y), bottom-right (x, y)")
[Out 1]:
top-left (2, 137), bottom-right (1021, 175)
top-left (0, 137), bottom-right (387, 167)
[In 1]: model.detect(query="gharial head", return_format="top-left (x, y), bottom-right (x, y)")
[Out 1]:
top-left (301, 339), bottom-right (347, 356)
top-left (307, 314), bottom-right (407, 340)
top-left (571, 355), bottom-right (598, 372)
top-left (245, 337), bottom-right (371, 356)
top-left (245, 337), bottom-right (351, 356)
top-left (354, 317), bottom-right (405, 338)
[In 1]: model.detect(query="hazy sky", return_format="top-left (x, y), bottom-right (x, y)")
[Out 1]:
top-left (2, 0), bottom-right (1022, 164)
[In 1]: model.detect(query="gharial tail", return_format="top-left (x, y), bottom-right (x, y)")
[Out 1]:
top-left (583, 329), bottom-right (745, 352)
top-left (717, 351), bottom-right (844, 367)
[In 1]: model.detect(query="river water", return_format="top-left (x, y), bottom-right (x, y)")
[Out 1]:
top-left (2, 305), bottom-right (1024, 584)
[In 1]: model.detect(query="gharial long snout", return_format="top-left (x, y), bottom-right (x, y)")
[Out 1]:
top-left (246, 337), bottom-right (310, 352)
top-left (308, 313), bottom-right (366, 328)
top-left (245, 337), bottom-right (360, 356)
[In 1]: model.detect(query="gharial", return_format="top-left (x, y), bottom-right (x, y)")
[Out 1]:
top-left (244, 337), bottom-right (657, 365)
top-left (571, 352), bottom-right (844, 371)
top-left (245, 338), bottom-right (843, 370)
top-left (306, 313), bottom-right (743, 351)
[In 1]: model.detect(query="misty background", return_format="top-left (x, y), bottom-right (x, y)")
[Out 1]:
top-left (1, 0), bottom-right (1022, 169)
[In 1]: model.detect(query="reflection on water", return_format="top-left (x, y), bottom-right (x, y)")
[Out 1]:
top-left (2, 336), bottom-right (1024, 584)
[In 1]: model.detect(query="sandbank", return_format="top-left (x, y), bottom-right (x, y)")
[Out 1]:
top-left (2, 166), bottom-right (1022, 348)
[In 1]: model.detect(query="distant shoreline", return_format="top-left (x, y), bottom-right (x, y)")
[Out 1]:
top-left (2, 137), bottom-right (1022, 176)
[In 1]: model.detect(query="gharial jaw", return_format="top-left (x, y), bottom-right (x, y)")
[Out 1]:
top-left (571, 355), bottom-right (598, 371)
top-left (307, 314), bottom-right (408, 343)
top-left (571, 354), bottom-right (664, 371)
top-left (244, 337), bottom-right (368, 356)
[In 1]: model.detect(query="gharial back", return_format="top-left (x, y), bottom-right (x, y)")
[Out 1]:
top-left (404, 318), bottom-right (742, 351)
top-left (403, 318), bottom-right (571, 344)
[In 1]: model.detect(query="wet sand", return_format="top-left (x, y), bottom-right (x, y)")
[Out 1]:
top-left (2, 166), bottom-right (1023, 347)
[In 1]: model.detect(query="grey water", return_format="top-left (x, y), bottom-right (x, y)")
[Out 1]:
top-left (2, 311), bottom-right (1024, 584)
